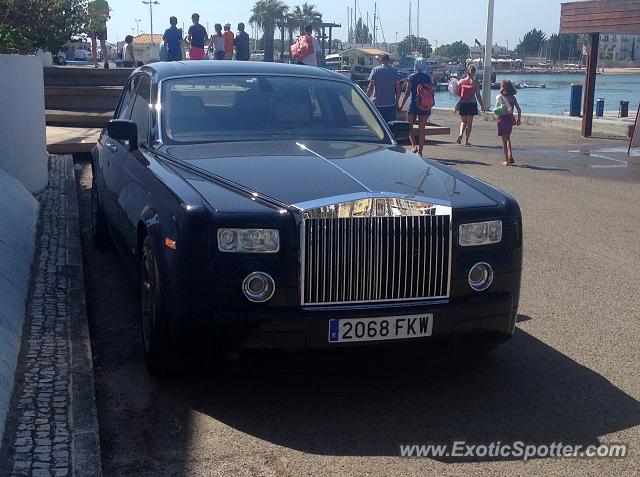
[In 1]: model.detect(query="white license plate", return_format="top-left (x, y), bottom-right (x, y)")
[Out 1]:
top-left (328, 314), bottom-right (433, 343)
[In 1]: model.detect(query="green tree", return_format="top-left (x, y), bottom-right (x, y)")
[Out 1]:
top-left (397, 35), bottom-right (432, 58)
top-left (0, 0), bottom-right (87, 54)
top-left (436, 41), bottom-right (470, 62)
top-left (546, 33), bottom-right (579, 63)
top-left (250, 0), bottom-right (288, 62)
top-left (515, 28), bottom-right (547, 58)
top-left (291, 2), bottom-right (323, 35)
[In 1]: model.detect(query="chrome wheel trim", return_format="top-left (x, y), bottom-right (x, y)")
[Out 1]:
top-left (141, 249), bottom-right (153, 353)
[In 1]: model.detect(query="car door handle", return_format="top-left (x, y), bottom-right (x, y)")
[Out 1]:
top-left (105, 142), bottom-right (118, 153)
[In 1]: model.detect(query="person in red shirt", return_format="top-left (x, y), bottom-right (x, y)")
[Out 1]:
top-left (223, 23), bottom-right (234, 60)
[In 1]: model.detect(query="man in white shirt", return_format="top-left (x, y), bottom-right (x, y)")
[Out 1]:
top-left (298, 24), bottom-right (321, 66)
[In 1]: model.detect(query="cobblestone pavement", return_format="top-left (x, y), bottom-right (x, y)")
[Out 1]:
top-left (1, 156), bottom-right (100, 477)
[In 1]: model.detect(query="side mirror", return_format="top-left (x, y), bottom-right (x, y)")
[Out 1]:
top-left (107, 119), bottom-right (138, 150)
top-left (388, 120), bottom-right (411, 143)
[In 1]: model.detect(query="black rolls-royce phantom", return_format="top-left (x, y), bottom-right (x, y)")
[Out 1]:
top-left (91, 61), bottom-right (522, 375)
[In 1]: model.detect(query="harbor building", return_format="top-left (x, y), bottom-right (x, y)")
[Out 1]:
top-left (599, 33), bottom-right (640, 61)
top-left (469, 44), bottom-right (509, 60)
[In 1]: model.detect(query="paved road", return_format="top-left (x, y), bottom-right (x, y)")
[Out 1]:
top-left (75, 116), bottom-right (639, 476)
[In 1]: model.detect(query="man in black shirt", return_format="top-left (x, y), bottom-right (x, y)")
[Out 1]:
top-left (187, 13), bottom-right (208, 60)
top-left (234, 23), bottom-right (250, 61)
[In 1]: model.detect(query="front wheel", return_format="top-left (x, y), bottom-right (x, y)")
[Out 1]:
top-left (140, 235), bottom-right (177, 377)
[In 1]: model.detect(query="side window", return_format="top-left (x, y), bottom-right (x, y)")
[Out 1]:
top-left (116, 77), bottom-right (138, 120)
top-left (129, 75), bottom-right (151, 144)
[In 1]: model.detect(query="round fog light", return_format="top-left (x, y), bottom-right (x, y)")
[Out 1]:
top-left (468, 262), bottom-right (493, 291)
top-left (242, 272), bottom-right (275, 303)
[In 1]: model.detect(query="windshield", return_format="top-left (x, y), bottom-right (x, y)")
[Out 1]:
top-left (160, 75), bottom-right (389, 144)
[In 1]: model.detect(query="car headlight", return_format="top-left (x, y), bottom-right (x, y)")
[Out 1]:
top-left (459, 220), bottom-right (502, 246)
top-left (217, 228), bottom-right (279, 253)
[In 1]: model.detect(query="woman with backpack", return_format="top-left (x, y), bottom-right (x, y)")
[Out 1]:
top-left (456, 64), bottom-right (486, 146)
top-left (399, 57), bottom-right (434, 156)
top-left (494, 80), bottom-right (522, 165)
top-left (208, 24), bottom-right (225, 60)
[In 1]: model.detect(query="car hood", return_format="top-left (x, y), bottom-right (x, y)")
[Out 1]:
top-left (162, 140), bottom-right (497, 209)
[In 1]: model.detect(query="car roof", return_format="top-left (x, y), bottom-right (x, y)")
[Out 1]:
top-left (140, 61), bottom-right (348, 82)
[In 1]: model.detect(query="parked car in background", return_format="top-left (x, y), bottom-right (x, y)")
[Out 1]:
top-left (91, 62), bottom-right (522, 375)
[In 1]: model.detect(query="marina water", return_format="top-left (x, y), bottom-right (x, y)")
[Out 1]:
top-left (434, 73), bottom-right (640, 116)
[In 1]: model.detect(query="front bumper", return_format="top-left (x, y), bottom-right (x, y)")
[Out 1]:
top-left (174, 288), bottom-right (518, 353)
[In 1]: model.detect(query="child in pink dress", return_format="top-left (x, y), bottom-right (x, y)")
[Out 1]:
top-left (495, 80), bottom-right (522, 165)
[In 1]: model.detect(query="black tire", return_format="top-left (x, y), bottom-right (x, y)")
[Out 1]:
top-left (140, 235), bottom-right (177, 377)
top-left (91, 180), bottom-right (111, 249)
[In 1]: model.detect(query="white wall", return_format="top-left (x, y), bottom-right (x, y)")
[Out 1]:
top-left (133, 44), bottom-right (161, 64)
top-left (0, 54), bottom-right (49, 193)
top-left (0, 168), bottom-right (39, 443)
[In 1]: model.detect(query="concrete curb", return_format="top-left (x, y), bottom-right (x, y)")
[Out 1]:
top-left (63, 157), bottom-right (103, 477)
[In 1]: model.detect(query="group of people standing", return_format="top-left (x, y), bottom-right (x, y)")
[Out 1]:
top-left (183, 13), bottom-right (251, 61)
top-left (86, 1), bottom-right (251, 66)
top-left (162, 13), bottom-right (250, 62)
top-left (119, 13), bottom-right (251, 66)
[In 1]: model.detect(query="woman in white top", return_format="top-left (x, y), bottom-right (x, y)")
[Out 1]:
top-left (209, 24), bottom-right (225, 60)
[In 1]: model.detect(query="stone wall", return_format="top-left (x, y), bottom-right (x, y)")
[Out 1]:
top-left (0, 167), bottom-right (39, 443)
top-left (0, 54), bottom-right (49, 193)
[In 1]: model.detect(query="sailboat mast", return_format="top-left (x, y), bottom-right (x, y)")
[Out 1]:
top-left (373, 3), bottom-right (377, 46)
top-left (354, 0), bottom-right (357, 43)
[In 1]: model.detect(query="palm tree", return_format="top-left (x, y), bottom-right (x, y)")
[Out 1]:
top-left (250, 0), bottom-right (289, 62)
top-left (291, 2), bottom-right (323, 35)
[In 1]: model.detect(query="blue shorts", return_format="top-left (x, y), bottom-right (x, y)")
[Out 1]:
top-left (408, 100), bottom-right (430, 117)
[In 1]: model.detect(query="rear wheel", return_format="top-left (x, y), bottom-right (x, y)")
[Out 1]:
top-left (90, 180), bottom-right (111, 249)
top-left (140, 235), bottom-right (177, 377)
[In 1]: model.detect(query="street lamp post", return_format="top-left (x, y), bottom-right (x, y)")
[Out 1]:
top-left (142, 1), bottom-right (160, 45)
top-left (135, 18), bottom-right (142, 35)
top-left (481, 0), bottom-right (494, 111)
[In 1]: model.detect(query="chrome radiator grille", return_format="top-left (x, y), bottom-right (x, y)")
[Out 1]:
top-left (302, 215), bottom-right (451, 305)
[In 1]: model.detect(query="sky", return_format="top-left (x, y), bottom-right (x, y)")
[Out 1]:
top-left (104, 0), bottom-right (565, 49)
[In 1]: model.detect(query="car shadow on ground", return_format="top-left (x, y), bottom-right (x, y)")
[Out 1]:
top-left (175, 327), bottom-right (640, 464)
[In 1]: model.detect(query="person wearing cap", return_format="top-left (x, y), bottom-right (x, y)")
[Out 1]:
top-left (399, 57), bottom-right (434, 156)
top-left (367, 53), bottom-right (401, 123)
top-left (223, 23), bottom-right (235, 60)
top-left (234, 23), bottom-right (250, 61)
